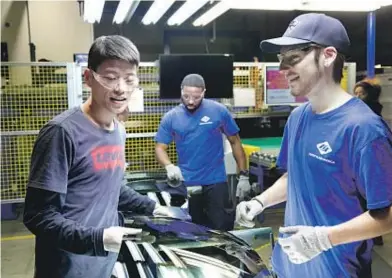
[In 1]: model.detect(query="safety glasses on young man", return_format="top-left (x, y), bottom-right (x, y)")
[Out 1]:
top-left (278, 44), bottom-right (321, 69)
top-left (91, 70), bottom-right (139, 92)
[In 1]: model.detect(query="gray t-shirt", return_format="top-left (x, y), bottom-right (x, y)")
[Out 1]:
top-left (24, 106), bottom-right (155, 278)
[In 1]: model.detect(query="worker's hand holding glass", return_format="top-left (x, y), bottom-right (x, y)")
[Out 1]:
top-left (165, 164), bottom-right (184, 182)
top-left (103, 226), bottom-right (142, 253)
top-left (152, 203), bottom-right (172, 217)
top-left (235, 199), bottom-right (265, 228)
top-left (236, 176), bottom-right (252, 201)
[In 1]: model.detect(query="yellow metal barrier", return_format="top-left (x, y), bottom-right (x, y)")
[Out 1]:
top-left (1, 62), bottom-right (69, 202)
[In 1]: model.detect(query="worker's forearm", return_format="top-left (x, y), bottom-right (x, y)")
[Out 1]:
top-left (231, 140), bottom-right (247, 171)
top-left (255, 173), bottom-right (288, 208)
top-left (23, 187), bottom-right (106, 256)
top-left (118, 185), bottom-right (156, 214)
top-left (328, 206), bottom-right (392, 246)
top-left (155, 146), bottom-right (171, 166)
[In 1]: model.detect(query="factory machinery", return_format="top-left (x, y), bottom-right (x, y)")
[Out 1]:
top-left (112, 213), bottom-right (275, 278)
top-left (249, 150), bottom-right (280, 193)
top-left (120, 172), bottom-right (277, 278)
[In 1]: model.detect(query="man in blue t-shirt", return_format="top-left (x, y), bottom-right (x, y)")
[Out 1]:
top-left (23, 35), bottom-right (170, 278)
top-left (155, 74), bottom-right (251, 231)
top-left (235, 13), bottom-right (392, 278)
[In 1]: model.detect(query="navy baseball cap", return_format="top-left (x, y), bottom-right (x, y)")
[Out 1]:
top-left (260, 13), bottom-right (350, 54)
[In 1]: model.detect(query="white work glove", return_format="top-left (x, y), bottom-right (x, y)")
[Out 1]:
top-left (236, 175), bottom-right (252, 201)
top-left (278, 226), bottom-right (332, 264)
top-left (235, 199), bottom-right (265, 228)
top-left (181, 199), bottom-right (189, 209)
top-left (152, 203), bottom-right (172, 217)
top-left (165, 164), bottom-right (184, 181)
top-left (103, 226), bottom-right (142, 253)
top-left (161, 191), bottom-right (171, 206)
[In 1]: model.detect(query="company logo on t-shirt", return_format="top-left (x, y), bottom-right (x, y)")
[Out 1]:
top-left (91, 145), bottom-right (125, 171)
top-left (316, 141), bottom-right (332, 155)
top-left (199, 116), bottom-right (212, 125)
top-left (308, 141), bottom-right (335, 164)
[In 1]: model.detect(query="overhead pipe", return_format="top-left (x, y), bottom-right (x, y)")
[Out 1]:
top-left (25, 1), bottom-right (36, 61)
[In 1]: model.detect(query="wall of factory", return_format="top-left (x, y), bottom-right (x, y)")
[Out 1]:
top-left (1, 0), bottom-right (94, 62)
top-left (1, 1), bottom-right (30, 62)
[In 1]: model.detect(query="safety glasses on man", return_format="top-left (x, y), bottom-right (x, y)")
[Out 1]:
top-left (91, 70), bottom-right (139, 93)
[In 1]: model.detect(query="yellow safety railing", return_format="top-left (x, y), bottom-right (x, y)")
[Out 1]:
top-left (1, 62), bottom-right (69, 203)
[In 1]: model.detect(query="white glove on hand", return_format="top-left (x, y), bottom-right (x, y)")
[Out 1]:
top-left (152, 203), bottom-right (172, 217)
top-left (236, 176), bottom-right (251, 201)
top-left (235, 199), bottom-right (264, 228)
top-left (278, 226), bottom-right (332, 264)
top-left (103, 226), bottom-right (142, 253)
top-left (165, 164), bottom-right (184, 181)
top-left (181, 199), bottom-right (189, 209)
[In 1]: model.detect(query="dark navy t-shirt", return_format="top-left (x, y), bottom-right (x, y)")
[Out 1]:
top-left (24, 106), bottom-right (155, 278)
top-left (155, 99), bottom-right (240, 185)
top-left (272, 97), bottom-right (392, 278)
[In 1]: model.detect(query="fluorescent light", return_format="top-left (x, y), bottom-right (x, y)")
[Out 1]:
top-left (83, 0), bottom-right (94, 23)
top-left (299, 0), bottom-right (380, 12)
top-left (167, 0), bottom-right (210, 26)
top-left (192, 0), bottom-right (389, 27)
top-left (83, 0), bottom-right (106, 23)
top-left (232, 0), bottom-right (383, 12)
top-left (113, 0), bottom-right (140, 24)
top-left (193, 0), bottom-right (231, 26)
top-left (142, 0), bottom-right (176, 25)
top-left (231, 0), bottom-right (379, 11)
top-left (231, 0), bottom-right (296, 10)
top-left (378, 0), bottom-right (392, 6)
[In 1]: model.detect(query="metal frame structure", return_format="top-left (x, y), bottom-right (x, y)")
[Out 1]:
top-left (367, 12), bottom-right (376, 78)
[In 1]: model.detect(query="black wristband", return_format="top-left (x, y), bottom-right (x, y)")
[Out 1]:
top-left (238, 170), bottom-right (249, 177)
top-left (252, 197), bottom-right (264, 208)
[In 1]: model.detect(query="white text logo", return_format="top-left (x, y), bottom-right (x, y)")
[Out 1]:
top-left (308, 153), bottom-right (335, 164)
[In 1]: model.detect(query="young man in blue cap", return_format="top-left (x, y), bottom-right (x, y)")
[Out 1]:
top-left (23, 35), bottom-right (170, 278)
top-left (155, 73), bottom-right (251, 231)
top-left (235, 13), bottom-right (392, 278)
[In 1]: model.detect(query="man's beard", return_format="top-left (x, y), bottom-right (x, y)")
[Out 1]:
top-left (182, 98), bottom-right (203, 113)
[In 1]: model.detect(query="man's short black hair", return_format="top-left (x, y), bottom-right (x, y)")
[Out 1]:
top-left (87, 35), bottom-right (140, 71)
top-left (181, 73), bottom-right (205, 89)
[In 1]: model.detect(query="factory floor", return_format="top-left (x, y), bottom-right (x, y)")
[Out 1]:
top-left (1, 208), bottom-right (392, 277)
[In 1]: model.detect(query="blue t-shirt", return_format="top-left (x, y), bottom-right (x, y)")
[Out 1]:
top-left (272, 97), bottom-right (392, 278)
top-left (155, 99), bottom-right (240, 185)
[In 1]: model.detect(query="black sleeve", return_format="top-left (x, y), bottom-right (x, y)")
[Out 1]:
top-left (23, 187), bottom-right (107, 256)
top-left (118, 185), bottom-right (156, 214)
top-left (23, 124), bottom-right (107, 256)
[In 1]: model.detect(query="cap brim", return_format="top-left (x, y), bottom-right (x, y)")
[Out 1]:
top-left (260, 37), bottom-right (311, 53)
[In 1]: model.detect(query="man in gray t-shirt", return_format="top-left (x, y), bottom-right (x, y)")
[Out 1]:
top-left (23, 35), bottom-right (170, 278)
